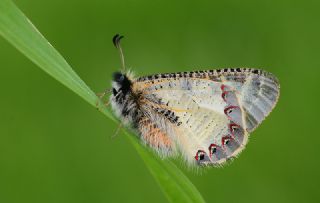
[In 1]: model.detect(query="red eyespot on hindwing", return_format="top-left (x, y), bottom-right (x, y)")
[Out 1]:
top-left (224, 105), bottom-right (242, 125)
top-left (221, 135), bottom-right (240, 156)
top-left (194, 150), bottom-right (206, 161)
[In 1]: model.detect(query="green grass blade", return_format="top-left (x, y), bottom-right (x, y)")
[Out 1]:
top-left (0, 0), bottom-right (206, 202)
top-left (0, 0), bottom-right (114, 120)
top-left (128, 134), bottom-right (206, 203)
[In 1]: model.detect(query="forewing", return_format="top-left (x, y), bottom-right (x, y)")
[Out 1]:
top-left (137, 115), bottom-right (175, 157)
top-left (134, 68), bottom-right (280, 166)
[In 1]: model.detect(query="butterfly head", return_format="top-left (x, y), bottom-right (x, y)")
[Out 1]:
top-left (110, 71), bottom-right (138, 122)
top-left (112, 72), bottom-right (132, 95)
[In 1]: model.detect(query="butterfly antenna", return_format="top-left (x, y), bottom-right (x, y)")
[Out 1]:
top-left (112, 34), bottom-right (126, 72)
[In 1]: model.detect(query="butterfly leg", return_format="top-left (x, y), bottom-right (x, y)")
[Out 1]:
top-left (96, 89), bottom-right (112, 107)
top-left (104, 100), bottom-right (111, 107)
top-left (110, 122), bottom-right (123, 139)
top-left (96, 88), bottom-right (112, 99)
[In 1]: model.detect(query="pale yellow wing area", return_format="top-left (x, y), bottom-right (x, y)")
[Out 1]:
top-left (133, 68), bottom-right (279, 166)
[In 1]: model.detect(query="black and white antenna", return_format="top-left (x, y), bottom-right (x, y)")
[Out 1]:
top-left (112, 34), bottom-right (126, 72)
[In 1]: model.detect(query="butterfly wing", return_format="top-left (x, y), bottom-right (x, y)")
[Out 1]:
top-left (133, 68), bottom-right (280, 166)
top-left (137, 115), bottom-right (175, 157)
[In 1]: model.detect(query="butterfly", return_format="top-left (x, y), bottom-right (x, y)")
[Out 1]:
top-left (105, 34), bottom-right (280, 167)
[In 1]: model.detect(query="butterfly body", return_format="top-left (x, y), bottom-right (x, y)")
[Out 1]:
top-left (110, 68), bottom-right (280, 167)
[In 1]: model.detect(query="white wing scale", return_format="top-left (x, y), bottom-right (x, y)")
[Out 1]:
top-left (134, 69), bottom-right (280, 166)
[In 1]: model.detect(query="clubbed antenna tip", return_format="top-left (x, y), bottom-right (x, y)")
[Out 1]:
top-left (112, 34), bottom-right (124, 48)
top-left (112, 34), bottom-right (126, 72)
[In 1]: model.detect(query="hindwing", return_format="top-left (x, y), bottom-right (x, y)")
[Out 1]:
top-left (133, 68), bottom-right (280, 166)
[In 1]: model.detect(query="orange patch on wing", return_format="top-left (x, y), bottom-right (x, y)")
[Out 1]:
top-left (139, 117), bottom-right (172, 150)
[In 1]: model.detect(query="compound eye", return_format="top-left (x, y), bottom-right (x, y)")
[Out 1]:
top-left (112, 72), bottom-right (125, 83)
top-left (119, 75), bottom-right (125, 82)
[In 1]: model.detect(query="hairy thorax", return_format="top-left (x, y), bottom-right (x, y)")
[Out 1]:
top-left (110, 72), bottom-right (142, 128)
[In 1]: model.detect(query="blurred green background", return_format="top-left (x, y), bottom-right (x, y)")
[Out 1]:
top-left (1, 0), bottom-right (319, 202)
